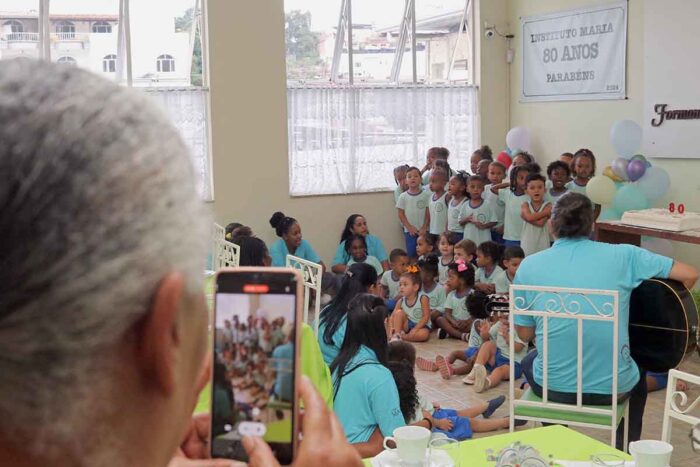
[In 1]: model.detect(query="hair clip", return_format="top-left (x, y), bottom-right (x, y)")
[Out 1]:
top-left (345, 270), bottom-right (354, 278)
top-left (454, 259), bottom-right (469, 272)
top-left (225, 232), bottom-right (231, 240)
top-left (406, 265), bottom-right (419, 274)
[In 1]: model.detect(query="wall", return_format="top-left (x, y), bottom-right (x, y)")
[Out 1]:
top-left (505, 0), bottom-right (700, 269)
top-left (207, 0), bottom-right (404, 263)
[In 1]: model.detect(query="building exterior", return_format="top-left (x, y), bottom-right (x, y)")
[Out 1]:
top-left (0, 5), bottom-right (192, 87)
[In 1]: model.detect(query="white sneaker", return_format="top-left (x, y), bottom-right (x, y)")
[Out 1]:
top-left (473, 365), bottom-right (490, 393)
top-left (462, 365), bottom-right (479, 385)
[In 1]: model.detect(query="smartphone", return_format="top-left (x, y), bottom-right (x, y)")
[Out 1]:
top-left (210, 267), bottom-right (302, 464)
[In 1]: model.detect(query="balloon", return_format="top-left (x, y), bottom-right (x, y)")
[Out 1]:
top-left (506, 127), bottom-right (531, 152)
top-left (626, 159), bottom-right (647, 182)
top-left (641, 237), bottom-right (674, 258)
top-left (613, 184), bottom-right (650, 213)
top-left (598, 207), bottom-right (622, 221)
top-left (611, 157), bottom-right (629, 180)
top-left (630, 154), bottom-right (651, 168)
top-left (586, 175), bottom-right (617, 205)
top-left (610, 120), bottom-right (642, 158)
top-left (603, 166), bottom-right (624, 182)
top-left (497, 151), bottom-right (512, 169)
top-left (637, 166), bottom-right (671, 201)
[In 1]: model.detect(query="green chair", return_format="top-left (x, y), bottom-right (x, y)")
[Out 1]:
top-left (508, 284), bottom-right (629, 450)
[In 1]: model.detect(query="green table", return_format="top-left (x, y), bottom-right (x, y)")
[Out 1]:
top-left (364, 425), bottom-right (630, 466)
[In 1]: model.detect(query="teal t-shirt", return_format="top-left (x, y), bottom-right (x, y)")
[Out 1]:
top-left (429, 191), bottom-right (448, 235)
top-left (422, 282), bottom-right (447, 311)
top-left (347, 255), bottom-right (384, 276)
top-left (565, 179), bottom-right (588, 196)
top-left (396, 189), bottom-right (431, 233)
top-left (441, 289), bottom-right (471, 320)
top-left (401, 293), bottom-right (431, 327)
top-left (270, 238), bottom-right (321, 267)
top-left (498, 189), bottom-right (529, 241)
top-left (447, 197), bottom-right (467, 233)
top-left (476, 265), bottom-right (509, 294)
top-left (332, 234), bottom-right (388, 267)
top-left (460, 198), bottom-right (497, 245)
top-left (317, 311), bottom-right (346, 367)
top-left (380, 270), bottom-right (401, 300)
top-left (513, 237), bottom-right (673, 394)
top-left (333, 346), bottom-right (405, 443)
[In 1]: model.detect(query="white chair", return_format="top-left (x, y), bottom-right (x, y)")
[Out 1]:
top-left (285, 254), bottom-right (322, 334)
top-left (215, 239), bottom-right (240, 269)
top-left (508, 284), bottom-right (629, 450)
top-left (661, 369), bottom-right (700, 443)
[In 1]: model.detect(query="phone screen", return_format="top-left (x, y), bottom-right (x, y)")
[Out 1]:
top-left (211, 271), bottom-right (297, 463)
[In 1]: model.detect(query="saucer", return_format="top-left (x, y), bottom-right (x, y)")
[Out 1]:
top-left (371, 448), bottom-right (453, 467)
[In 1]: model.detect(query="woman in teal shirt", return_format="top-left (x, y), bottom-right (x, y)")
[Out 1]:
top-left (331, 294), bottom-right (404, 457)
top-left (318, 263), bottom-right (380, 366)
top-left (331, 214), bottom-right (388, 273)
top-left (513, 193), bottom-right (698, 448)
top-left (268, 211), bottom-right (324, 268)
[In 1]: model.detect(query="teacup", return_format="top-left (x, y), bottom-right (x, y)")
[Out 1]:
top-left (628, 440), bottom-right (673, 467)
top-left (383, 426), bottom-right (431, 464)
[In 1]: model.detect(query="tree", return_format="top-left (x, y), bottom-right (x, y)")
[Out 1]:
top-left (285, 10), bottom-right (322, 80)
top-left (175, 7), bottom-right (203, 86)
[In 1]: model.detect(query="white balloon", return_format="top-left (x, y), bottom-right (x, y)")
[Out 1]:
top-left (506, 127), bottom-right (531, 152)
top-left (637, 166), bottom-right (671, 200)
top-left (610, 120), bottom-right (642, 158)
top-left (641, 237), bottom-right (674, 258)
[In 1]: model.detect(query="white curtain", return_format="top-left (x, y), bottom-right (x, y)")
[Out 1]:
top-left (146, 88), bottom-right (213, 201)
top-left (287, 85), bottom-right (478, 196)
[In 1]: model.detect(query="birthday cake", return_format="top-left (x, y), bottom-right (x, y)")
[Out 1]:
top-left (621, 208), bottom-right (700, 232)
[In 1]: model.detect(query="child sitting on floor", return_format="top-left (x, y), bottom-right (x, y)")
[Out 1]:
top-left (474, 241), bottom-right (508, 294)
top-left (417, 290), bottom-right (490, 379)
top-left (381, 248), bottom-right (409, 310)
top-left (434, 260), bottom-right (475, 341)
top-left (464, 312), bottom-right (529, 393)
top-left (437, 232), bottom-right (458, 285)
top-left (453, 238), bottom-right (476, 265)
top-left (416, 232), bottom-right (438, 261)
top-left (502, 246), bottom-right (524, 286)
top-left (390, 265), bottom-right (431, 342)
top-left (345, 234), bottom-right (384, 275)
top-left (387, 341), bottom-right (524, 440)
top-left (417, 254), bottom-right (447, 325)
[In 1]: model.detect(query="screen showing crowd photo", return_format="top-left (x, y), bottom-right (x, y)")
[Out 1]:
top-left (211, 292), bottom-right (295, 461)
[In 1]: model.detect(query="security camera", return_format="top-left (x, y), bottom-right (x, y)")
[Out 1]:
top-left (485, 28), bottom-right (495, 38)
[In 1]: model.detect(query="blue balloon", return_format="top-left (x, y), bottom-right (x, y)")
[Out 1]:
top-left (637, 166), bottom-right (671, 201)
top-left (613, 184), bottom-right (650, 213)
top-left (610, 120), bottom-right (642, 158)
top-left (599, 207), bottom-right (622, 221)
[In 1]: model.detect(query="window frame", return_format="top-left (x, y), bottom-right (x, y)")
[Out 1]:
top-left (102, 54), bottom-right (117, 72)
top-left (156, 54), bottom-right (176, 73)
top-left (56, 55), bottom-right (77, 65)
top-left (3, 20), bottom-right (24, 33)
top-left (55, 20), bottom-right (75, 37)
top-left (92, 21), bottom-right (113, 33)
top-left (29, 0), bottom-right (214, 202)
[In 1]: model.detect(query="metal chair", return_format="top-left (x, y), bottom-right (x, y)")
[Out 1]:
top-left (285, 254), bottom-right (322, 334)
top-left (508, 284), bottom-right (629, 449)
top-left (661, 369), bottom-right (700, 443)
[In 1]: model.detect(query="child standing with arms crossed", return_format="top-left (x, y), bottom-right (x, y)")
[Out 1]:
top-left (428, 168), bottom-right (449, 236)
top-left (459, 175), bottom-right (497, 246)
top-left (486, 161), bottom-right (507, 245)
top-left (397, 166), bottom-right (431, 258)
top-left (491, 163), bottom-right (539, 248)
top-left (390, 266), bottom-right (432, 343)
top-left (521, 173), bottom-right (552, 256)
top-left (446, 172), bottom-right (468, 241)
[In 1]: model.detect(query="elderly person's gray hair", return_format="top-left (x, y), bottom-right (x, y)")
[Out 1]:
top-left (0, 60), bottom-right (209, 458)
top-left (550, 192), bottom-right (594, 238)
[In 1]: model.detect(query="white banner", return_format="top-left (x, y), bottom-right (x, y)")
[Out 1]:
top-left (521, 2), bottom-right (627, 102)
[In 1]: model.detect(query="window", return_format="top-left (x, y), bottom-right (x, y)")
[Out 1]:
top-left (55, 20), bottom-right (75, 38)
top-left (156, 54), bottom-right (176, 73)
top-left (284, 0), bottom-right (477, 196)
top-left (92, 21), bottom-right (112, 33)
top-left (3, 20), bottom-right (24, 33)
top-left (5, 0), bottom-right (213, 201)
top-left (57, 56), bottom-right (77, 65)
top-left (103, 54), bottom-right (117, 72)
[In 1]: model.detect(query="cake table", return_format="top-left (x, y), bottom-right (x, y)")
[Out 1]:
top-left (594, 220), bottom-right (700, 246)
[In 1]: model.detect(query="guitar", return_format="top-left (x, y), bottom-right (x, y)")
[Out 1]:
top-left (629, 278), bottom-right (698, 373)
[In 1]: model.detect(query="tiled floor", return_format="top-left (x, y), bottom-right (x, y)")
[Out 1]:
top-left (411, 334), bottom-right (700, 466)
